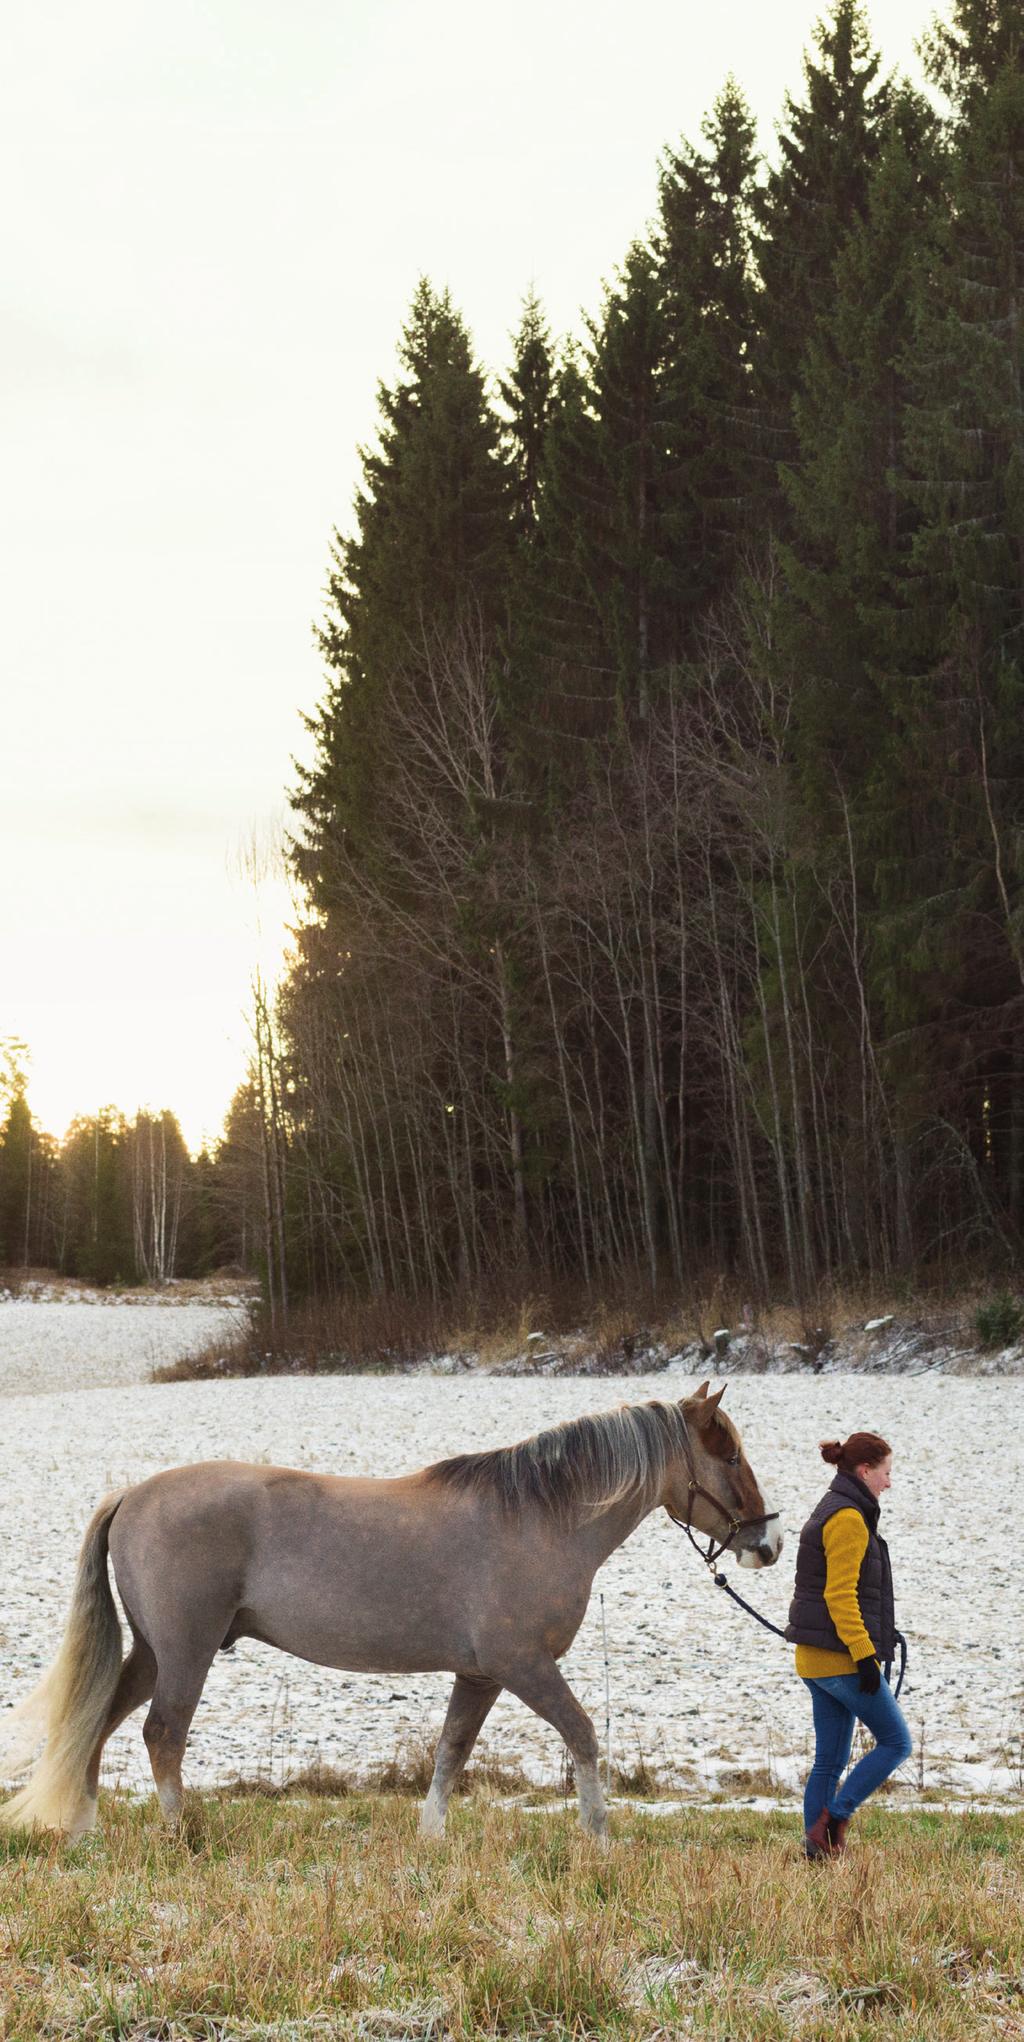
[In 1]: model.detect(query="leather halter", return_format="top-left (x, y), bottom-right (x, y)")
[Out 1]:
top-left (665, 1429), bottom-right (780, 1568)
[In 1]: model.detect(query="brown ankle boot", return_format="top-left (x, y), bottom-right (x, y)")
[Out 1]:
top-left (827, 1813), bottom-right (850, 1852)
top-left (805, 1813), bottom-right (838, 1862)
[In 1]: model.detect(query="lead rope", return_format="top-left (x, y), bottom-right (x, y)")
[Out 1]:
top-left (702, 1557), bottom-right (908, 1702)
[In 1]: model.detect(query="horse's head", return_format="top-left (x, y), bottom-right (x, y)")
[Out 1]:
top-left (665, 1382), bottom-right (783, 1570)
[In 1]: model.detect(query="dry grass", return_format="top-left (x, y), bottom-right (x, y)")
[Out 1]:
top-left (151, 1274), bottom-right (671, 1382)
top-left (461, 1297), bottom-right (552, 1372)
top-left (148, 1267), bottom-right (1019, 1383)
top-left (154, 1290), bottom-right (477, 1380)
top-left (211, 1742), bottom-right (536, 1805)
top-left (0, 1794), bottom-right (1020, 2040)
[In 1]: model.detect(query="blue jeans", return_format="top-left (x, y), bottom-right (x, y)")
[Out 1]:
top-left (801, 1673), bottom-right (912, 1827)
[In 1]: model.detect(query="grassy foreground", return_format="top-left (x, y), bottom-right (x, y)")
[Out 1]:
top-left (0, 1795), bottom-right (1021, 2042)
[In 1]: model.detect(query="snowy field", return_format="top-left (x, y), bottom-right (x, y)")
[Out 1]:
top-left (0, 1299), bottom-right (1020, 1812)
top-left (0, 1294), bottom-right (248, 1397)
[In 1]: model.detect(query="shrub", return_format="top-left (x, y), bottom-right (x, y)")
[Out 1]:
top-left (974, 1291), bottom-right (1024, 1349)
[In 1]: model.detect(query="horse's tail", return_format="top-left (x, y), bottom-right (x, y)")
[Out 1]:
top-left (0, 1490), bottom-right (128, 1837)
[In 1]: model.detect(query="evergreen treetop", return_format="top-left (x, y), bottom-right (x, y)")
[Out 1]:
top-left (499, 290), bottom-right (556, 536)
top-left (754, 0), bottom-right (893, 507)
top-left (294, 280), bottom-right (514, 897)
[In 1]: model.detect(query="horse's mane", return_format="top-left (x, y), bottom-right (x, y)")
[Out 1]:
top-left (424, 1398), bottom-right (692, 1521)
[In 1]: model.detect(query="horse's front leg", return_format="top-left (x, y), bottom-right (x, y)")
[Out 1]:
top-left (500, 1654), bottom-right (607, 1840)
top-left (420, 1673), bottom-right (502, 1837)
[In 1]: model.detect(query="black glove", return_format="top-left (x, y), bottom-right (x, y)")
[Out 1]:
top-left (856, 1654), bottom-right (880, 1694)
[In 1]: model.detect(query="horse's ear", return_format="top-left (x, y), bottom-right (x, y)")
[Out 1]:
top-left (691, 1384), bottom-right (727, 1427)
top-left (694, 1379), bottom-right (710, 1399)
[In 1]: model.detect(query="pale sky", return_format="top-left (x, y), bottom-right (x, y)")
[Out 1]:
top-left (3, 0), bottom-right (941, 1153)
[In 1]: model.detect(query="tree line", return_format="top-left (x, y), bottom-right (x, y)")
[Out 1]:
top-left (0, 1043), bottom-right (262, 1285)
top-left (266, 0), bottom-right (1024, 1311)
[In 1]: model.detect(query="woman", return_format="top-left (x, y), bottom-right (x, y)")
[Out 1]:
top-left (786, 1430), bottom-right (912, 1857)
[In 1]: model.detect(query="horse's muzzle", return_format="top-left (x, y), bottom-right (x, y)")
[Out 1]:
top-left (736, 1523), bottom-right (784, 1570)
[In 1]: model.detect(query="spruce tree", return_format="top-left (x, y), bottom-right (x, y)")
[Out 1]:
top-left (893, 0), bottom-right (1024, 1219)
top-left (525, 243), bottom-right (675, 744)
top-left (0, 1089), bottom-right (33, 1268)
top-left (754, 0), bottom-right (891, 512)
top-left (499, 290), bottom-right (555, 536)
top-left (782, 86), bottom-right (943, 797)
top-left (293, 280), bottom-right (514, 900)
top-left (655, 78), bottom-right (761, 603)
top-left (758, 91), bottom-right (943, 1269)
top-left (61, 1111), bottom-right (133, 1284)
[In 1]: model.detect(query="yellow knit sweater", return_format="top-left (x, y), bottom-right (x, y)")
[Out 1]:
top-left (794, 1507), bottom-right (878, 1677)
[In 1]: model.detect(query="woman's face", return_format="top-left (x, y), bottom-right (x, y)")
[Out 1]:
top-left (856, 1453), bottom-right (892, 1499)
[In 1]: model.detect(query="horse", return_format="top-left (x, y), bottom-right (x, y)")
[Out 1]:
top-left (0, 1381), bottom-right (781, 1842)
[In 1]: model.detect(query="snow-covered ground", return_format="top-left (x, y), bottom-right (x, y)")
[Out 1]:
top-left (0, 1295), bottom-right (248, 1397)
top-left (0, 1300), bottom-right (1020, 1811)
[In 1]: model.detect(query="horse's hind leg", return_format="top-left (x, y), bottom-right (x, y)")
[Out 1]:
top-left (142, 1645), bottom-right (218, 1825)
top-left (419, 1674), bottom-right (502, 1838)
top-left (501, 1655), bottom-right (607, 1840)
top-left (84, 1631), bottom-right (157, 1820)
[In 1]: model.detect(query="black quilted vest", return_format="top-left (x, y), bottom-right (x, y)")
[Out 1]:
top-left (785, 1469), bottom-right (896, 1658)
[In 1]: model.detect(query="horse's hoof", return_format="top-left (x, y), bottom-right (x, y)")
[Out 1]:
top-left (67, 1797), bottom-right (98, 1843)
top-left (156, 1789), bottom-right (184, 1830)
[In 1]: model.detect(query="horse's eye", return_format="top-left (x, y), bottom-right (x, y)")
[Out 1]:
top-left (727, 1451), bottom-right (740, 1467)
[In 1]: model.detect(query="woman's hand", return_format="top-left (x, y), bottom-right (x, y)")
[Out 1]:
top-left (856, 1654), bottom-right (880, 1694)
